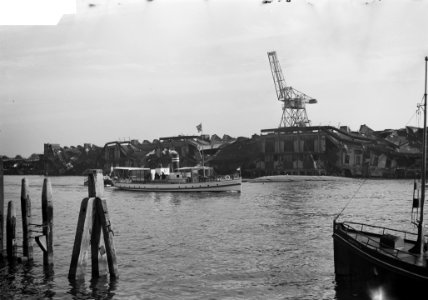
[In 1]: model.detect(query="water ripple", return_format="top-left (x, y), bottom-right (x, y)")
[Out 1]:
top-left (0, 176), bottom-right (415, 299)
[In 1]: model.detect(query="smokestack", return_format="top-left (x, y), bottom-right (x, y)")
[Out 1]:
top-left (170, 150), bottom-right (179, 172)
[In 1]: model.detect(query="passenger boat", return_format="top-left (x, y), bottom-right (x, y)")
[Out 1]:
top-left (111, 166), bottom-right (241, 192)
top-left (333, 57), bottom-right (428, 299)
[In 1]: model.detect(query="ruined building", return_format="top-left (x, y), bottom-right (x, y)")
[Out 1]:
top-left (2, 126), bottom-right (422, 178)
top-left (210, 125), bottom-right (421, 178)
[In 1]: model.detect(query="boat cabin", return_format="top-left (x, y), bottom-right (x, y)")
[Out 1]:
top-left (112, 167), bottom-right (151, 183)
top-left (174, 166), bottom-right (215, 183)
top-left (112, 166), bottom-right (216, 184)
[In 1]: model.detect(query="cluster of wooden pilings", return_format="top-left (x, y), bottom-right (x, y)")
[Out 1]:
top-left (0, 161), bottom-right (118, 281)
top-left (0, 160), bottom-right (53, 266)
top-left (69, 169), bottom-right (119, 280)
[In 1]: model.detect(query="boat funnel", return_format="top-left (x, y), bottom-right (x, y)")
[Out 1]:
top-left (170, 150), bottom-right (180, 172)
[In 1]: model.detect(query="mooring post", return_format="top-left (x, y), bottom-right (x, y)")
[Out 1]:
top-left (69, 170), bottom-right (101, 279)
top-left (41, 178), bottom-right (54, 267)
top-left (97, 198), bottom-right (118, 278)
top-left (0, 159), bottom-right (4, 256)
top-left (69, 197), bottom-right (94, 280)
top-left (91, 199), bottom-right (111, 278)
top-left (88, 169), bottom-right (106, 277)
top-left (21, 178), bottom-right (33, 261)
top-left (88, 169), bottom-right (104, 198)
top-left (69, 169), bottom-right (118, 280)
top-left (6, 201), bottom-right (17, 260)
top-left (91, 203), bottom-right (102, 278)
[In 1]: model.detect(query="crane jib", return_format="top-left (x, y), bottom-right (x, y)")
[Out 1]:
top-left (267, 51), bottom-right (317, 128)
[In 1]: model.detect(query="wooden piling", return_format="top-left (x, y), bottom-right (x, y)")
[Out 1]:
top-left (6, 201), bottom-right (17, 260)
top-left (41, 178), bottom-right (54, 266)
top-left (91, 199), bottom-right (102, 278)
top-left (87, 169), bottom-right (104, 198)
top-left (97, 198), bottom-right (118, 278)
top-left (69, 169), bottom-right (118, 280)
top-left (0, 159), bottom-right (4, 255)
top-left (20, 178), bottom-right (33, 260)
top-left (68, 197), bottom-right (93, 280)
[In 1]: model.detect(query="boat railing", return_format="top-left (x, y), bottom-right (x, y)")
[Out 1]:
top-left (115, 173), bottom-right (241, 184)
top-left (342, 221), bottom-right (418, 241)
top-left (340, 221), bottom-right (424, 260)
top-left (215, 174), bottom-right (241, 181)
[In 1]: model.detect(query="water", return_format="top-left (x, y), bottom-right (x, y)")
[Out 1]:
top-left (0, 176), bottom-right (417, 299)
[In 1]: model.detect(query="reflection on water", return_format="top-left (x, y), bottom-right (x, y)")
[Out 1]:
top-left (0, 176), bottom-right (416, 299)
top-left (335, 272), bottom-right (418, 300)
top-left (0, 261), bottom-right (56, 299)
top-left (335, 275), bottom-right (399, 300)
top-left (68, 277), bottom-right (118, 299)
top-left (335, 275), bottom-right (371, 300)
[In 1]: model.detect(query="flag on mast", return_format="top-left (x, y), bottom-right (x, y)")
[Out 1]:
top-left (196, 123), bottom-right (202, 133)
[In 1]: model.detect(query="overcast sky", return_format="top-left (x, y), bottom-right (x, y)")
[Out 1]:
top-left (1, 0), bottom-right (428, 157)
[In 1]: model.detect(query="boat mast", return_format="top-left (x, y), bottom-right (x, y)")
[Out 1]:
top-left (419, 56), bottom-right (428, 255)
top-left (198, 130), bottom-right (206, 178)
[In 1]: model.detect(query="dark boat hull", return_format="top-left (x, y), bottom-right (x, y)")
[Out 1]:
top-left (333, 221), bottom-right (428, 299)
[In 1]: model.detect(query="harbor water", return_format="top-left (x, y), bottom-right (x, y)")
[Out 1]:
top-left (0, 175), bottom-right (416, 299)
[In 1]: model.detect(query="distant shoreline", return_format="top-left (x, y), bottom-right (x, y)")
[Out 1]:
top-left (245, 175), bottom-right (355, 183)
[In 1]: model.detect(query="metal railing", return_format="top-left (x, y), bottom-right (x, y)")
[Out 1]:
top-left (116, 174), bottom-right (241, 184)
top-left (340, 221), bottom-right (423, 261)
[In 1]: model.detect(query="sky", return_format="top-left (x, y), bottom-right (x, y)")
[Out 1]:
top-left (1, 0), bottom-right (428, 157)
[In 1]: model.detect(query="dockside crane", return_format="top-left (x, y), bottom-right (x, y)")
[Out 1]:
top-left (267, 51), bottom-right (317, 128)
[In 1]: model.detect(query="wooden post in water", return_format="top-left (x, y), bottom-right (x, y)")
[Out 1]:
top-left (69, 169), bottom-right (118, 280)
top-left (6, 201), bottom-right (17, 260)
top-left (0, 159), bottom-right (4, 256)
top-left (88, 169), bottom-right (104, 198)
top-left (69, 197), bottom-right (94, 280)
top-left (91, 200), bottom-right (103, 278)
top-left (97, 198), bottom-right (118, 278)
top-left (21, 178), bottom-right (33, 261)
top-left (41, 178), bottom-right (54, 267)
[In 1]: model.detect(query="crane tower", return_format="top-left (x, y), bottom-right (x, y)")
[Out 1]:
top-left (267, 51), bottom-right (317, 128)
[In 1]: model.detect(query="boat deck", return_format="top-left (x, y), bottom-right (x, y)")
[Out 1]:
top-left (349, 231), bottom-right (427, 267)
top-left (337, 221), bottom-right (428, 268)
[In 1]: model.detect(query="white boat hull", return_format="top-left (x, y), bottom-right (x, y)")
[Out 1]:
top-left (113, 178), bottom-right (241, 192)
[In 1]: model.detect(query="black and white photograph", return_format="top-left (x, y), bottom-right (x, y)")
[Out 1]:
top-left (1, 0), bottom-right (428, 299)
